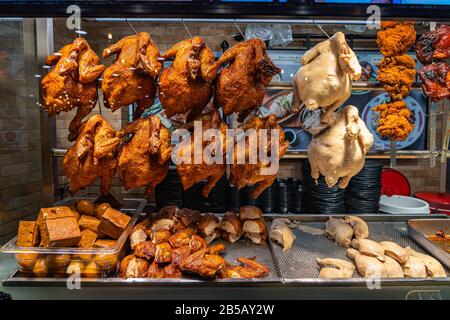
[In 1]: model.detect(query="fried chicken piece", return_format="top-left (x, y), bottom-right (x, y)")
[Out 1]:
top-left (179, 248), bottom-right (225, 278)
top-left (377, 55), bottom-right (416, 101)
top-left (377, 21), bottom-right (416, 57)
top-left (164, 263), bottom-right (183, 278)
top-left (372, 100), bottom-right (414, 141)
top-left (63, 115), bottom-right (119, 194)
top-left (171, 245), bottom-right (191, 267)
top-left (147, 261), bottom-right (165, 278)
top-left (175, 111), bottom-right (228, 197)
top-left (218, 257), bottom-right (269, 279)
top-left (102, 32), bottom-right (163, 118)
top-left (41, 38), bottom-right (105, 136)
top-left (117, 116), bottom-right (172, 196)
top-left (158, 36), bottom-right (217, 121)
top-left (133, 240), bottom-right (156, 260)
top-left (415, 25), bottom-right (450, 65)
top-left (418, 62), bottom-right (450, 102)
top-left (211, 38), bottom-right (280, 120)
top-left (155, 242), bottom-right (172, 264)
top-left (229, 115), bottom-right (289, 199)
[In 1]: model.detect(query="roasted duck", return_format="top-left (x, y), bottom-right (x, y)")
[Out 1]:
top-left (175, 111), bottom-right (228, 197)
top-left (158, 36), bottom-right (217, 121)
top-left (308, 105), bottom-right (373, 189)
top-left (212, 39), bottom-right (281, 120)
top-left (63, 115), bottom-right (120, 194)
top-left (229, 115), bottom-right (289, 198)
top-left (117, 115), bottom-right (172, 196)
top-left (415, 24), bottom-right (450, 65)
top-left (377, 55), bottom-right (416, 101)
top-left (292, 32), bottom-right (361, 125)
top-left (102, 32), bottom-right (163, 118)
top-left (41, 38), bottom-right (105, 136)
top-left (418, 62), bottom-right (450, 102)
top-left (372, 100), bottom-right (413, 141)
top-left (376, 21), bottom-right (416, 57)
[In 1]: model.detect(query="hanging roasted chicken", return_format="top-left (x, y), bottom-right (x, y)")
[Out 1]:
top-left (292, 32), bottom-right (362, 125)
top-left (102, 32), bottom-right (163, 118)
top-left (41, 38), bottom-right (105, 136)
top-left (175, 110), bottom-right (227, 198)
top-left (63, 115), bottom-right (120, 194)
top-left (307, 105), bottom-right (373, 188)
top-left (212, 38), bottom-right (281, 121)
top-left (117, 116), bottom-right (172, 196)
top-left (158, 36), bottom-right (217, 121)
top-left (229, 115), bottom-right (289, 199)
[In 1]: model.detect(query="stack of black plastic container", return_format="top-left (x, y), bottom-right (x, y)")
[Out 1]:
top-left (345, 160), bottom-right (383, 213)
top-left (302, 160), bottom-right (346, 214)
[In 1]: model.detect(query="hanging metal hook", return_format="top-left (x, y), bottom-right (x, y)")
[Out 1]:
top-left (182, 19), bottom-right (193, 39)
top-left (313, 20), bottom-right (331, 39)
top-left (126, 18), bottom-right (138, 35)
top-left (233, 20), bottom-right (245, 39)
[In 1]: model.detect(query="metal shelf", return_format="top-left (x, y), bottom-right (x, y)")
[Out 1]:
top-left (268, 81), bottom-right (423, 91)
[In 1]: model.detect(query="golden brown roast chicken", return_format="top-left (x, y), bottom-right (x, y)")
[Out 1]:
top-left (175, 110), bottom-right (228, 198)
top-left (212, 39), bottom-right (281, 121)
top-left (102, 32), bottom-right (163, 118)
top-left (292, 32), bottom-right (362, 126)
top-left (117, 115), bottom-right (172, 196)
top-left (158, 36), bottom-right (217, 121)
top-left (41, 38), bottom-right (105, 136)
top-left (63, 115), bottom-right (120, 194)
top-left (179, 247), bottom-right (225, 278)
top-left (307, 105), bottom-right (373, 188)
top-left (229, 115), bottom-right (289, 199)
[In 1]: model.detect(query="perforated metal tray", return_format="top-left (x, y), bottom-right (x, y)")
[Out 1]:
top-left (267, 214), bottom-right (450, 286)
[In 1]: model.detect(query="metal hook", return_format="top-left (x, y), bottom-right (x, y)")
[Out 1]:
top-left (233, 20), bottom-right (245, 39)
top-left (182, 19), bottom-right (193, 39)
top-left (313, 20), bottom-right (331, 39)
top-left (126, 18), bottom-right (138, 35)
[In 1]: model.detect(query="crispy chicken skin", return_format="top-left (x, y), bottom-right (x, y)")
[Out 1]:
top-left (415, 25), bottom-right (450, 65)
top-left (63, 115), bottom-right (119, 194)
top-left (175, 111), bottom-right (228, 197)
top-left (372, 100), bottom-right (413, 141)
top-left (418, 62), bottom-right (450, 102)
top-left (377, 55), bottom-right (416, 101)
top-left (102, 32), bottom-right (163, 118)
top-left (376, 21), bottom-right (416, 57)
top-left (171, 245), bottom-right (191, 267)
top-left (117, 116), bottom-right (172, 196)
top-left (229, 115), bottom-right (289, 198)
top-left (211, 38), bottom-right (280, 120)
top-left (41, 38), bottom-right (105, 136)
top-left (158, 36), bottom-right (218, 121)
top-left (179, 248), bottom-right (225, 278)
top-left (133, 240), bottom-right (156, 260)
top-left (147, 261), bottom-right (165, 278)
top-left (219, 257), bottom-right (269, 279)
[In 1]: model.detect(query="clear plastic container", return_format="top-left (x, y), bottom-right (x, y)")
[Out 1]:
top-left (1, 198), bottom-right (146, 278)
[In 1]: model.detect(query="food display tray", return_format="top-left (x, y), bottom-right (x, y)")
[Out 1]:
top-left (268, 214), bottom-right (450, 287)
top-left (1, 197), bottom-right (146, 280)
top-left (3, 214), bottom-right (450, 287)
top-left (407, 219), bottom-right (450, 268)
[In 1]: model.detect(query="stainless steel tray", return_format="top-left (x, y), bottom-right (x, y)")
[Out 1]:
top-left (267, 214), bottom-right (450, 287)
top-left (4, 214), bottom-right (450, 287)
top-left (408, 219), bottom-right (450, 268)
